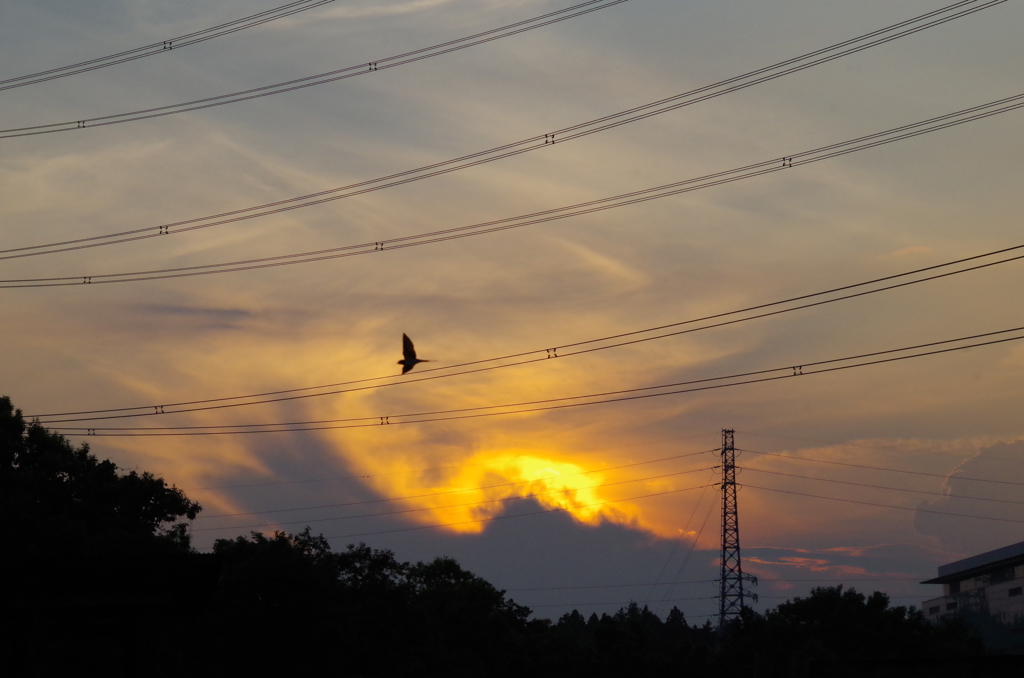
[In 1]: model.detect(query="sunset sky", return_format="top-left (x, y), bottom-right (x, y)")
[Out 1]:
top-left (3, 0), bottom-right (1024, 622)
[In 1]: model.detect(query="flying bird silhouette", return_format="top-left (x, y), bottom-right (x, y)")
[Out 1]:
top-left (398, 333), bottom-right (431, 374)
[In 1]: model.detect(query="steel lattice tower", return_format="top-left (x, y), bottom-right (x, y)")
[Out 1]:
top-left (719, 428), bottom-right (756, 629)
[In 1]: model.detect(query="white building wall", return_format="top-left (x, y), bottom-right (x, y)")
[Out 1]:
top-left (987, 579), bottom-right (1024, 622)
top-left (923, 568), bottom-right (1024, 624)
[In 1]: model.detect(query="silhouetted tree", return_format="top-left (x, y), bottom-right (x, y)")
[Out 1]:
top-left (718, 586), bottom-right (984, 678)
top-left (201, 530), bottom-right (539, 676)
top-left (1, 396), bottom-right (997, 676)
top-left (1, 395), bottom-right (207, 675)
top-left (404, 555), bottom-right (535, 675)
top-left (197, 529), bottom-right (346, 672)
top-left (531, 602), bottom-right (713, 678)
top-left (0, 395), bottom-right (200, 558)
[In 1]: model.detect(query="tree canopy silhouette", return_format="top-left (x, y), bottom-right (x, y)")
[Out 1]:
top-left (0, 394), bottom-right (999, 677)
top-left (1, 395), bottom-right (200, 558)
top-left (1, 395), bottom-right (210, 674)
top-left (202, 529), bottom-right (539, 675)
top-left (719, 585), bottom-right (984, 677)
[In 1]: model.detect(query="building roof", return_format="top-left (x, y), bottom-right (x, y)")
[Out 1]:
top-left (921, 540), bottom-right (1024, 584)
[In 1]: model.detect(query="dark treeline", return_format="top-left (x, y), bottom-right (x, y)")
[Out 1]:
top-left (1, 396), bottom-right (1008, 676)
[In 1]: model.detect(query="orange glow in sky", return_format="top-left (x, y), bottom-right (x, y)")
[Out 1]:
top-left (355, 450), bottom-right (663, 534)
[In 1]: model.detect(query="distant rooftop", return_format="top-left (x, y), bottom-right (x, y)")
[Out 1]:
top-left (921, 540), bottom-right (1024, 584)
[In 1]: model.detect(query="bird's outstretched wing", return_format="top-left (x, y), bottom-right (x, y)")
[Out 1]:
top-left (402, 333), bottom-right (417, 361)
top-left (401, 362), bottom-right (415, 375)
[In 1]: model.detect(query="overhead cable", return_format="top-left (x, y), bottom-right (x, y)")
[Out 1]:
top-left (642, 471), bottom-right (715, 612)
top-left (181, 431), bottom-right (716, 491)
top-left (0, 0), bottom-right (334, 91)
top-left (315, 466), bottom-right (1024, 542)
top-left (756, 594), bottom-right (922, 601)
top-left (9, 120), bottom-right (1024, 284)
top-left (0, 0), bottom-right (1003, 257)
top-left (737, 431), bottom-right (1024, 463)
top-left (28, 243), bottom-right (1024, 422)
top-left (191, 465), bottom-right (719, 532)
top-left (508, 578), bottom-right (924, 592)
top-left (53, 325), bottom-right (1024, 436)
top-left (317, 483), bottom-right (713, 540)
top-left (739, 448), bottom-right (1024, 486)
top-left (746, 484), bottom-right (1024, 524)
top-left (529, 595), bottom-right (719, 609)
top-left (0, 0), bottom-right (627, 138)
top-left (650, 484), bottom-right (721, 616)
top-left (558, 594), bottom-right (925, 616)
top-left (197, 448), bottom-right (716, 519)
top-left (193, 482), bottom-right (715, 550)
top-left (742, 467), bottom-right (1024, 504)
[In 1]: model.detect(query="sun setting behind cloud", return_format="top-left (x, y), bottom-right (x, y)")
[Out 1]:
top-left (4, 0), bottom-right (1024, 625)
top-left (342, 448), bottom-right (663, 535)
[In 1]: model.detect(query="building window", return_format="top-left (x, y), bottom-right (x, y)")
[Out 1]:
top-left (1010, 587), bottom-right (1023, 597)
top-left (947, 602), bottom-right (958, 611)
top-left (929, 606), bottom-right (940, 614)
top-left (994, 568), bottom-right (1015, 584)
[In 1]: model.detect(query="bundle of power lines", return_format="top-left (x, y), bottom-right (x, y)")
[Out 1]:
top-left (4, 0), bottom-right (1023, 593)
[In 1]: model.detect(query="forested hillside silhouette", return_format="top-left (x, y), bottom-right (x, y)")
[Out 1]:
top-left (1, 395), bottom-right (1003, 676)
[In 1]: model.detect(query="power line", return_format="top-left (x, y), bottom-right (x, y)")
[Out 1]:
top-left (55, 325), bottom-right (1024, 436)
top-left (519, 581), bottom-right (719, 592)
top-left (180, 431), bottom-right (717, 491)
top-left (745, 484), bottom-right (1024, 524)
top-left (739, 448), bottom-right (1024, 487)
top-left (527, 592), bottom-right (926, 610)
top-left (9, 149), bottom-right (1024, 286)
top-left (529, 596), bottom-right (719, 609)
top-left (652, 485), bottom-right (721, 617)
top-left (196, 449), bottom-right (716, 519)
top-left (642, 470), bottom-right (715, 612)
top-left (196, 481), bottom-right (716, 548)
top-left (318, 483), bottom-right (712, 541)
top-left (507, 577), bottom-right (923, 592)
top-left (741, 468), bottom-right (1024, 505)
top-left (739, 432), bottom-right (1024, 464)
top-left (1, 0), bottom-right (1002, 258)
top-left (192, 466), bottom-right (718, 532)
top-left (1, 0), bottom-right (334, 91)
top-left (28, 244), bottom-right (1024, 422)
top-left (0, 0), bottom-right (627, 139)
top-left (756, 595), bottom-right (923, 600)
top-left (758, 579), bottom-right (924, 584)
top-left (737, 430), bottom-right (993, 458)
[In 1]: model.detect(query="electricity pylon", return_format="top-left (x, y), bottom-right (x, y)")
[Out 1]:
top-left (719, 428), bottom-right (757, 629)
